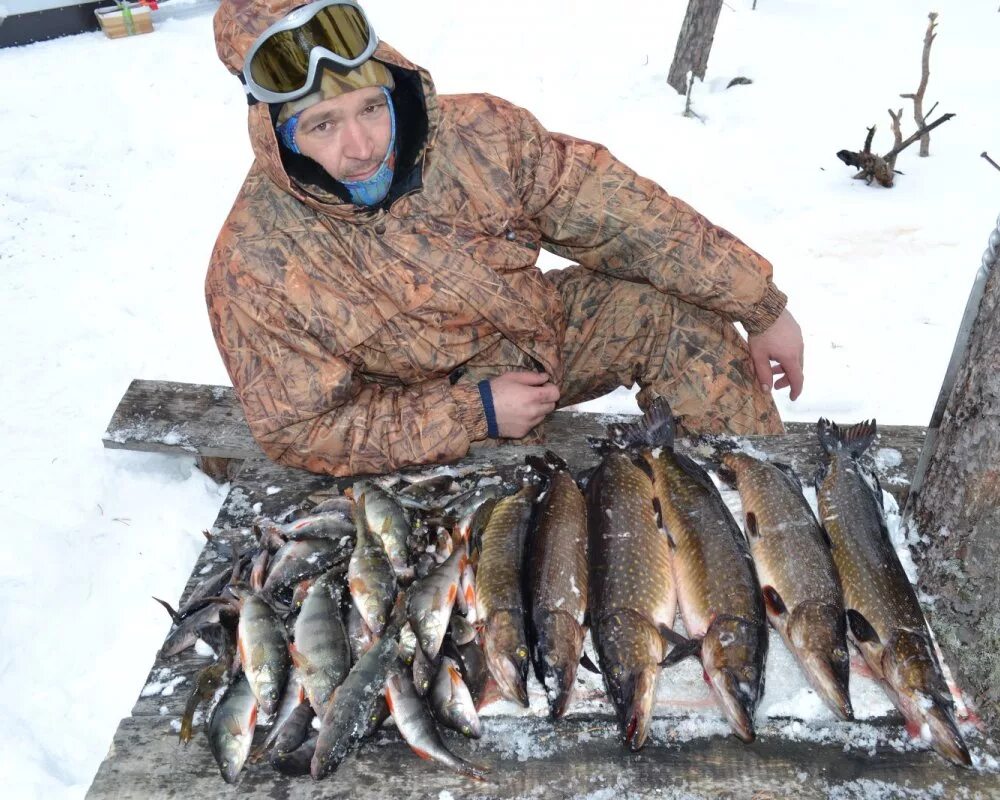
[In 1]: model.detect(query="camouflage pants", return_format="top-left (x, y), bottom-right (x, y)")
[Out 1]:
top-left (546, 267), bottom-right (784, 436)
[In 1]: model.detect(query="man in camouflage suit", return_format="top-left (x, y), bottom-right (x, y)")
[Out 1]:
top-left (207, 0), bottom-right (804, 477)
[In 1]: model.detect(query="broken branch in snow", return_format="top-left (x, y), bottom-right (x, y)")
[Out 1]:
top-left (837, 113), bottom-right (956, 187)
top-left (983, 152), bottom-right (1000, 174)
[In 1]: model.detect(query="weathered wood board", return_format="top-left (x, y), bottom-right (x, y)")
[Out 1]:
top-left (90, 380), bottom-right (993, 799)
top-left (103, 379), bottom-right (925, 507)
top-left (87, 716), bottom-right (1000, 800)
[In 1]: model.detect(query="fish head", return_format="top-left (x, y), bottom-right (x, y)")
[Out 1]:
top-left (483, 610), bottom-right (530, 706)
top-left (532, 610), bottom-right (586, 720)
top-left (881, 629), bottom-right (970, 767)
top-left (786, 602), bottom-right (853, 720)
top-left (398, 621), bottom-right (418, 664)
top-left (702, 615), bottom-right (766, 742)
top-left (595, 611), bottom-right (662, 750)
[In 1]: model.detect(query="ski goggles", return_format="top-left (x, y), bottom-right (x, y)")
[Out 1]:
top-left (241, 0), bottom-right (379, 105)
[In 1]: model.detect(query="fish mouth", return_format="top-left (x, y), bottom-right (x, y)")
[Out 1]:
top-left (923, 694), bottom-right (971, 767)
top-left (801, 651), bottom-right (854, 721)
top-left (708, 667), bottom-right (757, 743)
top-left (487, 653), bottom-right (529, 707)
top-left (608, 667), bottom-right (657, 751)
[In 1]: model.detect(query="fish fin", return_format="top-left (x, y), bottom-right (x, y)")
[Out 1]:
top-left (847, 609), bottom-right (881, 644)
top-left (289, 645), bottom-right (316, 676)
top-left (660, 628), bottom-right (701, 667)
top-left (715, 464), bottom-right (738, 489)
top-left (772, 461), bottom-right (804, 490)
top-left (671, 452), bottom-right (718, 494)
top-left (817, 418), bottom-right (877, 458)
top-left (575, 465), bottom-right (599, 491)
top-left (818, 524), bottom-right (834, 551)
top-left (744, 512), bottom-right (760, 539)
top-left (152, 596), bottom-right (181, 624)
top-left (579, 652), bottom-right (602, 675)
top-left (651, 497), bottom-right (664, 531)
top-left (762, 586), bottom-right (787, 617)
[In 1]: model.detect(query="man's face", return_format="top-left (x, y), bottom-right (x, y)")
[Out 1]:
top-left (293, 86), bottom-right (392, 183)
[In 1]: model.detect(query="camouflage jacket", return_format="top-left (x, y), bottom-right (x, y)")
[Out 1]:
top-left (206, 0), bottom-right (787, 477)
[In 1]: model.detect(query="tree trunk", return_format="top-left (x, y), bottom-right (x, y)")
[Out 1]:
top-left (667, 0), bottom-right (725, 95)
top-left (905, 215), bottom-right (1000, 736)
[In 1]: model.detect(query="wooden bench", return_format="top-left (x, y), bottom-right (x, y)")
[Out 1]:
top-left (87, 379), bottom-right (1000, 799)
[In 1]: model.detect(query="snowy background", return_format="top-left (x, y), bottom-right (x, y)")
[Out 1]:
top-left (1, 0), bottom-right (998, 796)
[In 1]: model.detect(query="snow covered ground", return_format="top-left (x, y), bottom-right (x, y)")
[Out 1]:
top-left (0, 0), bottom-right (997, 797)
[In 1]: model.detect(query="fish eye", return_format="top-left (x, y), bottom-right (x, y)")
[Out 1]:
top-left (516, 646), bottom-right (528, 659)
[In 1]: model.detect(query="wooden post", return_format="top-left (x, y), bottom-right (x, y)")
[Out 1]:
top-left (905, 214), bottom-right (1000, 736)
top-left (667, 0), bottom-right (725, 95)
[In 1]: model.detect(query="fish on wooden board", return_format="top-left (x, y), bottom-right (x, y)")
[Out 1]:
top-left (815, 418), bottom-right (970, 767)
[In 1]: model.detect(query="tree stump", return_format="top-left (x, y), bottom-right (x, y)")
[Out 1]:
top-left (667, 0), bottom-right (725, 95)
top-left (906, 215), bottom-right (1000, 737)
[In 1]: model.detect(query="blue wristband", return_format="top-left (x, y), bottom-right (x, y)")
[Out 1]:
top-left (477, 379), bottom-right (499, 439)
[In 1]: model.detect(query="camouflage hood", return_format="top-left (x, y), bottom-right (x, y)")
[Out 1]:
top-left (213, 0), bottom-right (437, 219)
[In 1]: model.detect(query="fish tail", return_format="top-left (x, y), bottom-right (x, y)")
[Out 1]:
top-left (607, 397), bottom-right (676, 450)
top-left (816, 418), bottom-right (877, 458)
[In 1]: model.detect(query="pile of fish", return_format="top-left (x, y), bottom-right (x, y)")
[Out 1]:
top-left (154, 398), bottom-right (971, 785)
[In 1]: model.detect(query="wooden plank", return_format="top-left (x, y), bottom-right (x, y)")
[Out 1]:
top-left (86, 716), bottom-right (999, 800)
top-left (102, 379), bottom-right (924, 506)
top-left (102, 380), bottom-right (256, 459)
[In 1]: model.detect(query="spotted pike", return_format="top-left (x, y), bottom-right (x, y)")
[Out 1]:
top-left (353, 480), bottom-right (413, 583)
top-left (386, 661), bottom-right (488, 780)
top-left (526, 452), bottom-right (589, 720)
top-left (348, 495), bottom-right (398, 636)
top-left (721, 451), bottom-right (852, 720)
top-left (816, 419), bottom-right (970, 766)
top-left (292, 570), bottom-right (351, 714)
top-left (624, 399), bottom-right (767, 743)
top-left (474, 481), bottom-right (539, 706)
top-left (587, 446), bottom-right (674, 750)
top-left (207, 672), bottom-right (257, 784)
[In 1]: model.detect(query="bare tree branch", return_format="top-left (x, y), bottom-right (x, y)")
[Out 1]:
top-left (900, 12), bottom-right (939, 157)
top-left (884, 112), bottom-right (956, 162)
top-left (887, 108), bottom-right (904, 171)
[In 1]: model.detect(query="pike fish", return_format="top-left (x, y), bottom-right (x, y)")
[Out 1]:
top-left (721, 451), bottom-right (852, 720)
top-left (587, 447), bottom-right (675, 750)
top-left (625, 399), bottom-right (767, 743)
top-left (816, 419), bottom-right (970, 766)
top-left (474, 481), bottom-right (539, 706)
top-left (526, 452), bottom-right (589, 719)
top-left (292, 570), bottom-right (351, 714)
top-left (207, 672), bottom-right (258, 784)
top-left (386, 661), bottom-right (488, 780)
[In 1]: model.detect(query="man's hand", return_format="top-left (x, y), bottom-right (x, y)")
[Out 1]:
top-left (748, 308), bottom-right (804, 401)
top-left (490, 371), bottom-right (560, 438)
